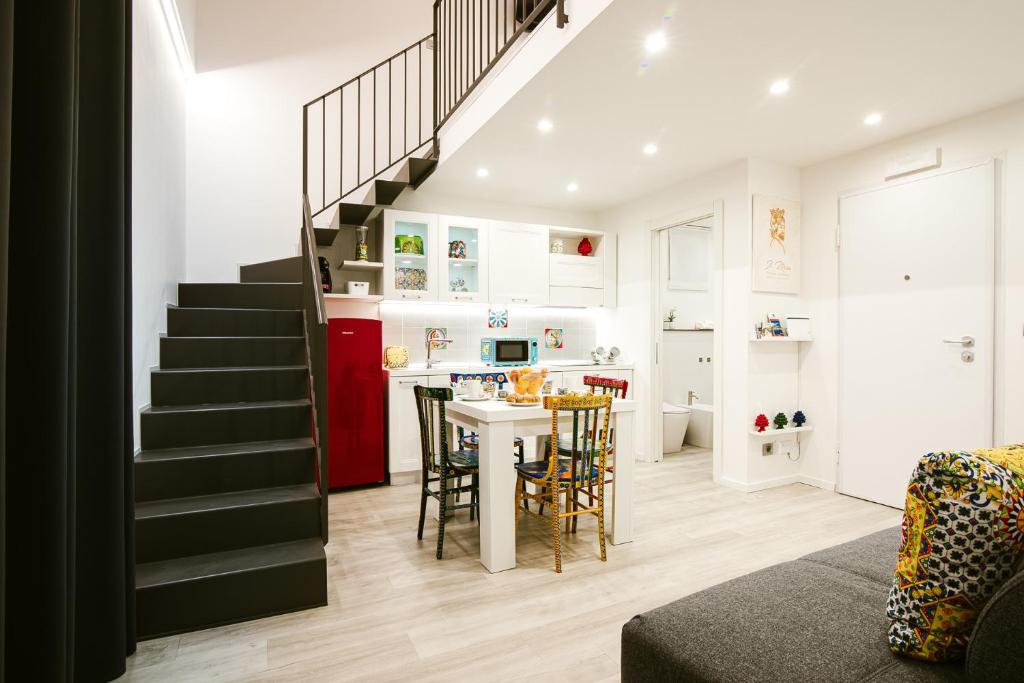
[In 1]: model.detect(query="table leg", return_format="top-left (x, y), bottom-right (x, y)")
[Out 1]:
top-left (477, 421), bottom-right (517, 572)
top-left (610, 412), bottom-right (634, 545)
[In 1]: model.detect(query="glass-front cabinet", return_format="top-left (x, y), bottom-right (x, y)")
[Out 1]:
top-left (382, 210), bottom-right (438, 301)
top-left (438, 215), bottom-right (488, 303)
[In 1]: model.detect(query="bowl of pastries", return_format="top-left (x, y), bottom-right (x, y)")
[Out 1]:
top-left (505, 366), bottom-right (548, 405)
top-left (505, 393), bottom-right (542, 405)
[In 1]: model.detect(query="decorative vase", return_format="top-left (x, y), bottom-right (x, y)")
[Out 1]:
top-left (577, 236), bottom-right (593, 256)
top-left (355, 226), bottom-right (369, 261)
top-left (448, 240), bottom-right (466, 259)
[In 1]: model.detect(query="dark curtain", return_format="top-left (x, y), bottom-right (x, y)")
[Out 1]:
top-left (2, 0), bottom-right (135, 681)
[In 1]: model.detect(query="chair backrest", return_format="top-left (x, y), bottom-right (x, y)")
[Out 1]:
top-left (541, 393), bottom-right (613, 486)
top-left (413, 385), bottom-right (452, 474)
top-left (448, 370), bottom-right (510, 386)
top-left (583, 375), bottom-right (628, 399)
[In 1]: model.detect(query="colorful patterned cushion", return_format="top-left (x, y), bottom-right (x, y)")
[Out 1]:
top-left (434, 449), bottom-right (478, 470)
top-left (515, 460), bottom-right (599, 482)
top-left (887, 446), bottom-right (1024, 662)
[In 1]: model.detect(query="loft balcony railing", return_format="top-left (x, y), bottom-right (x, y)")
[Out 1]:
top-left (302, 0), bottom-right (568, 219)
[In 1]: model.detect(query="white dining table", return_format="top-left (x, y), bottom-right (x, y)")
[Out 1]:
top-left (444, 397), bottom-right (637, 573)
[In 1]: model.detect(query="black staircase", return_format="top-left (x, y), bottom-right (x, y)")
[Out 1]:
top-left (135, 258), bottom-right (328, 639)
top-left (132, 0), bottom-right (574, 639)
top-left (302, 0), bottom-right (568, 221)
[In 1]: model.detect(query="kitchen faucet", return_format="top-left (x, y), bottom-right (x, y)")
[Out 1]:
top-left (425, 338), bottom-right (453, 369)
top-left (687, 390), bottom-right (700, 406)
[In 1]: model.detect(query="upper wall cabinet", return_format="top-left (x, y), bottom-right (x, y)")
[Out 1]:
top-left (382, 210), bottom-right (438, 301)
top-left (488, 221), bottom-right (550, 305)
top-left (438, 215), bottom-right (489, 304)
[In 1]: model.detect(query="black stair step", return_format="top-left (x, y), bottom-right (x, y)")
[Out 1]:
top-left (140, 399), bottom-right (311, 450)
top-left (136, 538), bottom-right (326, 639)
top-left (167, 305), bottom-right (303, 338)
top-left (239, 256), bottom-right (302, 284)
top-left (314, 226), bottom-right (341, 246)
top-left (333, 201), bottom-right (376, 226)
top-left (177, 282), bottom-right (302, 310)
top-left (160, 335), bottom-right (305, 369)
top-left (136, 484), bottom-right (321, 563)
top-left (363, 179), bottom-right (406, 206)
top-left (151, 365), bottom-right (308, 406)
top-left (136, 438), bottom-right (316, 501)
top-left (396, 156), bottom-right (437, 188)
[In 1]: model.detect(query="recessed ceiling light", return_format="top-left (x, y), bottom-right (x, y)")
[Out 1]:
top-left (864, 112), bottom-right (883, 126)
top-left (644, 31), bottom-right (667, 54)
top-left (537, 118), bottom-right (554, 133)
top-left (566, 182), bottom-right (579, 193)
top-left (476, 167), bottom-right (490, 178)
top-left (769, 79), bottom-right (790, 95)
top-left (643, 143), bottom-right (658, 155)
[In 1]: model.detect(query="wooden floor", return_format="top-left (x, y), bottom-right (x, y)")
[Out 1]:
top-left (122, 449), bottom-right (901, 682)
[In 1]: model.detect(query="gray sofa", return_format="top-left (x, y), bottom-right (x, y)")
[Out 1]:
top-left (622, 527), bottom-right (1023, 682)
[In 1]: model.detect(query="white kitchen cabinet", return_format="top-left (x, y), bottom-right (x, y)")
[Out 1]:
top-left (550, 254), bottom-right (603, 288)
top-left (382, 210), bottom-right (438, 301)
top-left (438, 215), bottom-right (489, 303)
top-left (387, 375), bottom-right (427, 474)
top-left (488, 221), bottom-right (549, 305)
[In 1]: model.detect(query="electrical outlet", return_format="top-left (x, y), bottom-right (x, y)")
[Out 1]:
top-left (762, 442), bottom-right (773, 457)
top-left (779, 440), bottom-right (799, 460)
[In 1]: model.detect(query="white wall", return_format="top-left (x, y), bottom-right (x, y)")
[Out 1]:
top-left (599, 160), bottom-right (748, 482)
top-left (185, 0), bottom-right (431, 282)
top-left (799, 100), bottom-right (1024, 488)
top-left (132, 0), bottom-right (190, 448)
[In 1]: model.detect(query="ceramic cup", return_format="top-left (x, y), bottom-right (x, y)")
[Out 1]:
top-left (464, 379), bottom-right (484, 398)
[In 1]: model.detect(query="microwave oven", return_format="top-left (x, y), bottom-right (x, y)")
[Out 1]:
top-left (480, 337), bottom-right (539, 366)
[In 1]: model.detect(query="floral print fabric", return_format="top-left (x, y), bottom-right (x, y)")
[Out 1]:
top-left (887, 445), bottom-right (1024, 662)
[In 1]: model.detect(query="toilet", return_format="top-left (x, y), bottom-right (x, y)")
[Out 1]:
top-left (662, 402), bottom-right (691, 454)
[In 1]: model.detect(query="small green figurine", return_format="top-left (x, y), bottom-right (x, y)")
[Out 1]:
top-left (792, 410), bottom-right (807, 427)
top-left (773, 412), bottom-right (789, 430)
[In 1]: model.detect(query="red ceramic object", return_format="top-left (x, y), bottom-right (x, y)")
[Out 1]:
top-left (754, 413), bottom-right (770, 432)
top-left (577, 236), bottom-right (593, 256)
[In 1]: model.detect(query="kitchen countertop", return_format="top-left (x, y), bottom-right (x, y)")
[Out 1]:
top-left (385, 360), bottom-right (634, 377)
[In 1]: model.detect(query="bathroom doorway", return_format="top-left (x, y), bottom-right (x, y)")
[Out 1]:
top-left (649, 201), bottom-right (724, 481)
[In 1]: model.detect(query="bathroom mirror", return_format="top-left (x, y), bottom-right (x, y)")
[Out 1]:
top-left (667, 221), bottom-right (712, 291)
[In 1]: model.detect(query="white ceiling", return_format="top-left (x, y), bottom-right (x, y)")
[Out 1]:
top-left (428, 0), bottom-right (1024, 211)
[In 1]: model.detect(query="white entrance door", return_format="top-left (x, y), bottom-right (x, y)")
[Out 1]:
top-left (837, 162), bottom-right (995, 508)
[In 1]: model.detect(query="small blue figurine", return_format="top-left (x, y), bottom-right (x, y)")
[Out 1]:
top-left (792, 410), bottom-right (807, 427)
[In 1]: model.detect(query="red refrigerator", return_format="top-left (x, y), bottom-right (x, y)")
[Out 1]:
top-left (327, 318), bottom-right (385, 488)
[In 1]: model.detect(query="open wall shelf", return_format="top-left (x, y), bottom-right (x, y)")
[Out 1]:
top-left (749, 426), bottom-right (813, 437)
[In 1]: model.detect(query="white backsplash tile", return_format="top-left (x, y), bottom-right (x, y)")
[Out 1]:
top-left (380, 302), bottom-right (600, 364)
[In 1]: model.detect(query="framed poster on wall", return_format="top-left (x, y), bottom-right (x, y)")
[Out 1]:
top-left (752, 194), bottom-right (801, 294)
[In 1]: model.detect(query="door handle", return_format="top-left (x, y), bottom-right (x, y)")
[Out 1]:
top-left (942, 336), bottom-right (975, 348)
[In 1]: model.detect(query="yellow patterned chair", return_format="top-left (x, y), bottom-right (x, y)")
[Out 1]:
top-left (514, 393), bottom-right (612, 573)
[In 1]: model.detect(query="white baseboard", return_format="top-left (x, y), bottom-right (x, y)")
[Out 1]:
top-left (718, 473), bottom-right (836, 493)
top-left (798, 475), bottom-right (836, 491)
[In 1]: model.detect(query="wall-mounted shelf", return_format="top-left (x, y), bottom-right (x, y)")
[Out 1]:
top-left (339, 260), bottom-right (384, 271)
top-left (323, 293), bottom-right (384, 303)
top-left (665, 327), bottom-right (714, 332)
top-left (749, 426), bottom-right (813, 437)
top-left (395, 252), bottom-right (427, 260)
top-left (750, 336), bottom-right (813, 343)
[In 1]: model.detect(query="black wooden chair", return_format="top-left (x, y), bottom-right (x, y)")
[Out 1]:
top-left (414, 385), bottom-right (479, 560)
